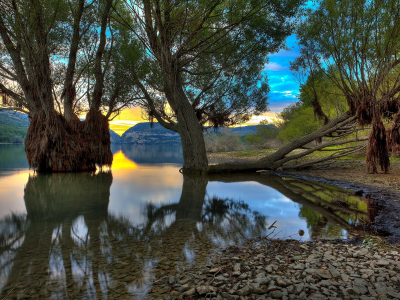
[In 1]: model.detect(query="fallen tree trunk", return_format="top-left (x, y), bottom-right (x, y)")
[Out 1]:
top-left (207, 111), bottom-right (365, 174)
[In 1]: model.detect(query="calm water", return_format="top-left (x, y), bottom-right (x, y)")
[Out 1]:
top-left (0, 144), bottom-right (372, 299)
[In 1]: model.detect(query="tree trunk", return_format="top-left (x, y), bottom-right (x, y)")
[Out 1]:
top-left (25, 109), bottom-right (112, 172)
top-left (207, 111), bottom-right (355, 174)
top-left (175, 88), bottom-right (209, 174)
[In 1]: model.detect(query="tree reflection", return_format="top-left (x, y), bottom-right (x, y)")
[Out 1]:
top-left (207, 174), bottom-right (373, 240)
top-left (0, 173), bottom-right (268, 299)
top-left (0, 172), bottom-right (372, 299)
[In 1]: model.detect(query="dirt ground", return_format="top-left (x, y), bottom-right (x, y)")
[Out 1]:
top-left (207, 152), bottom-right (400, 244)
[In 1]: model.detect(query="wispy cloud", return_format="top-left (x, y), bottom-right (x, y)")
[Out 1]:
top-left (264, 62), bottom-right (290, 71)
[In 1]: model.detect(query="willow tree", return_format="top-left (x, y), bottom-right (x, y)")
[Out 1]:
top-left (0, 0), bottom-right (138, 172)
top-left (118, 0), bottom-right (305, 174)
top-left (294, 0), bottom-right (400, 173)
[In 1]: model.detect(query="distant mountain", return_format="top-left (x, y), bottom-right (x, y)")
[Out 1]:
top-left (109, 130), bottom-right (121, 144)
top-left (120, 122), bottom-right (181, 145)
top-left (204, 124), bottom-right (277, 136)
top-left (115, 122), bottom-right (275, 145)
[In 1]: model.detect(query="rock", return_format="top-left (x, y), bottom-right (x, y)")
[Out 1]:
top-left (169, 276), bottom-right (175, 285)
top-left (196, 286), bottom-right (208, 295)
top-left (276, 277), bottom-right (289, 287)
top-left (265, 265), bottom-right (273, 273)
top-left (377, 259), bottom-right (390, 266)
top-left (238, 285), bottom-right (250, 296)
top-left (182, 287), bottom-right (196, 297)
top-left (234, 263), bottom-right (241, 272)
top-left (353, 248), bottom-right (369, 258)
top-left (269, 290), bottom-right (283, 299)
top-left (309, 293), bottom-right (327, 300)
top-left (232, 271), bottom-right (241, 276)
top-left (353, 278), bottom-right (368, 286)
top-left (214, 275), bottom-right (228, 281)
top-left (209, 267), bottom-right (220, 273)
top-left (293, 263), bottom-right (305, 270)
top-left (327, 264), bottom-right (341, 278)
top-left (341, 273), bottom-right (350, 281)
top-left (294, 284), bottom-right (304, 295)
top-left (387, 290), bottom-right (400, 299)
top-left (347, 287), bottom-right (361, 295)
top-left (238, 273), bottom-right (248, 279)
top-left (221, 292), bottom-right (240, 300)
top-left (177, 284), bottom-right (190, 292)
top-left (305, 268), bottom-right (332, 279)
top-left (256, 272), bottom-right (266, 278)
top-left (254, 277), bottom-right (271, 285)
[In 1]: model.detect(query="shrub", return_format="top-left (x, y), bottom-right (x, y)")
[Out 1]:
top-left (204, 128), bottom-right (245, 152)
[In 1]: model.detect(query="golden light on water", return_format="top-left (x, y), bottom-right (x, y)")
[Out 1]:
top-left (112, 151), bottom-right (138, 170)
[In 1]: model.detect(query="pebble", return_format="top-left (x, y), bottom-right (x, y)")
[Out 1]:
top-left (145, 240), bottom-right (400, 300)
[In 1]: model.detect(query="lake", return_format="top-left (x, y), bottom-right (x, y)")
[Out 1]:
top-left (0, 144), bottom-right (372, 299)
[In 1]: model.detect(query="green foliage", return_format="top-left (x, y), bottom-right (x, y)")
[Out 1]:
top-left (0, 126), bottom-right (26, 143)
top-left (0, 112), bottom-right (28, 143)
top-left (245, 120), bottom-right (279, 144)
top-left (278, 106), bottom-right (321, 142)
top-left (122, 0), bottom-right (306, 128)
top-left (277, 69), bottom-right (349, 142)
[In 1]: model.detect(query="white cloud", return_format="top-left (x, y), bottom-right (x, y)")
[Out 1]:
top-left (264, 62), bottom-right (289, 71)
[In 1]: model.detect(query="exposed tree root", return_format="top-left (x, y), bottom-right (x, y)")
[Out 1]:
top-left (25, 109), bottom-right (112, 172)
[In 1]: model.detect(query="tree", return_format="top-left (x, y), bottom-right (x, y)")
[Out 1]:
top-left (119, 0), bottom-right (305, 174)
top-left (245, 119), bottom-right (279, 145)
top-left (0, 0), bottom-right (140, 171)
top-left (294, 0), bottom-right (400, 173)
top-left (277, 70), bottom-right (348, 142)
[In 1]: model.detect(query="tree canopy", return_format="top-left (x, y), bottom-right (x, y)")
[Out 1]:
top-left (118, 0), bottom-right (305, 173)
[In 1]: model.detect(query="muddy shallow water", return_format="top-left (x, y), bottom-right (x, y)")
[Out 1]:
top-left (0, 144), bottom-right (375, 299)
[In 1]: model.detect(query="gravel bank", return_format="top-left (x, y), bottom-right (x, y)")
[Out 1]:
top-left (146, 239), bottom-right (400, 300)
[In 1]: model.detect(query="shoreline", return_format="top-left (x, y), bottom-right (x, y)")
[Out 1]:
top-left (140, 156), bottom-right (400, 299)
top-left (145, 239), bottom-right (400, 300)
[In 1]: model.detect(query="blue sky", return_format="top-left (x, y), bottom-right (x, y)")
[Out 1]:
top-left (264, 34), bottom-right (300, 113)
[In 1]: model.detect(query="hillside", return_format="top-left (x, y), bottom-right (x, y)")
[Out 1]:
top-left (0, 111), bottom-right (29, 143)
top-left (109, 130), bottom-right (121, 144)
top-left (120, 122), bottom-right (181, 144)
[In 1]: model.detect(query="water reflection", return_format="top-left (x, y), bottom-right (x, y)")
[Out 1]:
top-left (0, 145), bottom-right (375, 299)
top-left (207, 174), bottom-right (373, 240)
top-left (0, 173), bottom-right (269, 299)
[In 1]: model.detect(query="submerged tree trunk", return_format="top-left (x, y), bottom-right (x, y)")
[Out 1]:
top-left (25, 109), bottom-right (112, 172)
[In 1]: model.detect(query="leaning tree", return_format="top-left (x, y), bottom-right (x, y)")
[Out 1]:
top-left (116, 0), bottom-right (305, 174)
top-left (292, 0), bottom-right (400, 174)
top-left (0, 0), bottom-right (140, 172)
